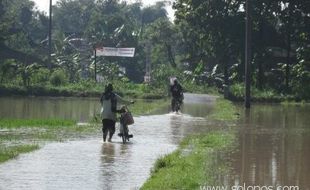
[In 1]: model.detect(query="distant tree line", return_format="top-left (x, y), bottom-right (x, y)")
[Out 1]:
top-left (0, 0), bottom-right (309, 99)
top-left (0, 0), bottom-right (176, 87)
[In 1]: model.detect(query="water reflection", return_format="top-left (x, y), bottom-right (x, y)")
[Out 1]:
top-left (101, 143), bottom-right (116, 164)
top-left (0, 94), bottom-right (216, 121)
top-left (229, 104), bottom-right (310, 190)
top-left (0, 97), bottom-right (99, 122)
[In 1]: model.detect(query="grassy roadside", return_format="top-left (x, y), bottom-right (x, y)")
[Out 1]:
top-left (0, 83), bottom-right (166, 99)
top-left (0, 118), bottom-right (85, 164)
top-left (0, 99), bottom-right (169, 164)
top-left (141, 97), bottom-right (238, 190)
top-left (209, 98), bottom-right (239, 121)
top-left (228, 83), bottom-right (310, 103)
top-left (0, 119), bottom-right (76, 129)
top-left (129, 99), bottom-right (168, 115)
top-left (0, 145), bottom-right (40, 163)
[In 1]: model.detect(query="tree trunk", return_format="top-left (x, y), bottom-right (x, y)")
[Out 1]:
top-left (165, 42), bottom-right (176, 68)
top-left (285, 2), bottom-right (292, 93)
top-left (245, 0), bottom-right (252, 108)
top-left (257, 19), bottom-right (264, 90)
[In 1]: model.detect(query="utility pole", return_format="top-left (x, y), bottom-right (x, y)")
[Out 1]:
top-left (94, 47), bottom-right (97, 82)
top-left (48, 0), bottom-right (52, 69)
top-left (144, 42), bottom-right (151, 83)
top-left (245, 0), bottom-right (252, 108)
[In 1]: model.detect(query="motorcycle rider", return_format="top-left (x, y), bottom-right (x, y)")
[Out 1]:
top-left (169, 79), bottom-right (184, 112)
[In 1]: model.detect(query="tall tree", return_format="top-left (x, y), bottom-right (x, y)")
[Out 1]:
top-left (173, 0), bottom-right (244, 86)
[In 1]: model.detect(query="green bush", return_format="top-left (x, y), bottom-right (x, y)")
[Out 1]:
top-left (31, 68), bottom-right (50, 85)
top-left (230, 83), bottom-right (280, 101)
top-left (50, 69), bottom-right (68, 86)
top-left (230, 83), bottom-right (244, 98)
top-left (291, 61), bottom-right (310, 99)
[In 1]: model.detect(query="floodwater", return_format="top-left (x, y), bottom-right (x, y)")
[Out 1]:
top-left (228, 104), bottom-right (310, 190)
top-left (0, 94), bottom-right (216, 190)
top-left (0, 96), bottom-right (100, 122)
top-left (0, 96), bottom-right (309, 190)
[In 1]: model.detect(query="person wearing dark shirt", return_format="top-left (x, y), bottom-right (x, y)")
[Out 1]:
top-left (170, 79), bottom-right (184, 112)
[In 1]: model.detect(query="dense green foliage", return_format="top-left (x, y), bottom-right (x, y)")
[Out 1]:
top-left (0, 0), bottom-right (309, 100)
top-left (173, 0), bottom-right (310, 99)
top-left (0, 0), bottom-right (181, 93)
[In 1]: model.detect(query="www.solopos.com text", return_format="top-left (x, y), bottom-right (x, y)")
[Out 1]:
top-left (200, 184), bottom-right (300, 190)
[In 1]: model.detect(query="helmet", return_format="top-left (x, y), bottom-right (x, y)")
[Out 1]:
top-left (105, 83), bottom-right (113, 92)
top-left (173, 79), bottom-right (178, 85)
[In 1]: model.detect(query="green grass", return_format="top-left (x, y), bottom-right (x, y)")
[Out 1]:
top-left (0, 81), bottom-right (166, 99)
top-left (281, 100), bottom-right (308, 106)
top-left (141, 132), bottom-right (235, 190)
top-left (0, 118), bottom-right (97, 164)
top-left (228, 83), bottom-right (306, 102)
top-left (130, 99), bottom-right (168, 115)
top-left (209, 98), bottom-right (239, 121)
top-left (0, 118), bottom-right (76, 129)
top-left (0, 144), bottom-right (40, 163)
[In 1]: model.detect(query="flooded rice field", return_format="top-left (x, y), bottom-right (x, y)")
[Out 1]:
top-left (227, 104), bottom-right (310, 190)
top-left (0, 96), bottom-right (309, 189)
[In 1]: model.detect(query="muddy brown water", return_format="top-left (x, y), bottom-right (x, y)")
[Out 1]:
top-left (0, 96), bottom-right (309, 190)
top-left (226, 104), bottom-right (310, 190)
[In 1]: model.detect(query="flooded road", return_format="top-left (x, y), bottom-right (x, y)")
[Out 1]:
top-left (0, 94), bottom-right (216, 190)
top-left (1, 96), bottom-right (310, 189)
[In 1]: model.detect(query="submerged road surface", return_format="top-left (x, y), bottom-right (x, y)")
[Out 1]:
top-left (0, 94), bottom-right (216, 190)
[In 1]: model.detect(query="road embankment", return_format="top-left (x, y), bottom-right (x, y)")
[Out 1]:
top-left (141, 97), bottom-right (238, 189)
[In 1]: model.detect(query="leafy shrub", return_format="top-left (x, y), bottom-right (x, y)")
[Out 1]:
top-left (230, 83), bottom-right (244, 98)
top-left (292, 47), bottom-right (310, 99)
top-left (230, 83), bottom-right (278, 100)
top-left (50, 69), bottom-right (68, 86)
top-left (31, 68), bottom-right (50, 85)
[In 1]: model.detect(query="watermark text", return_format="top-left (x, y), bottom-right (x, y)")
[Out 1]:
top-left (200, 184), bottom-right (299, 190)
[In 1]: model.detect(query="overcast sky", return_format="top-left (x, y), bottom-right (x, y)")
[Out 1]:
top-left (31, 0), bottom-right (175, 20)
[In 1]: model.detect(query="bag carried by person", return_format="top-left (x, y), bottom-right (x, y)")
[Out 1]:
top-left (122, 111), bottom-right (134, 125)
